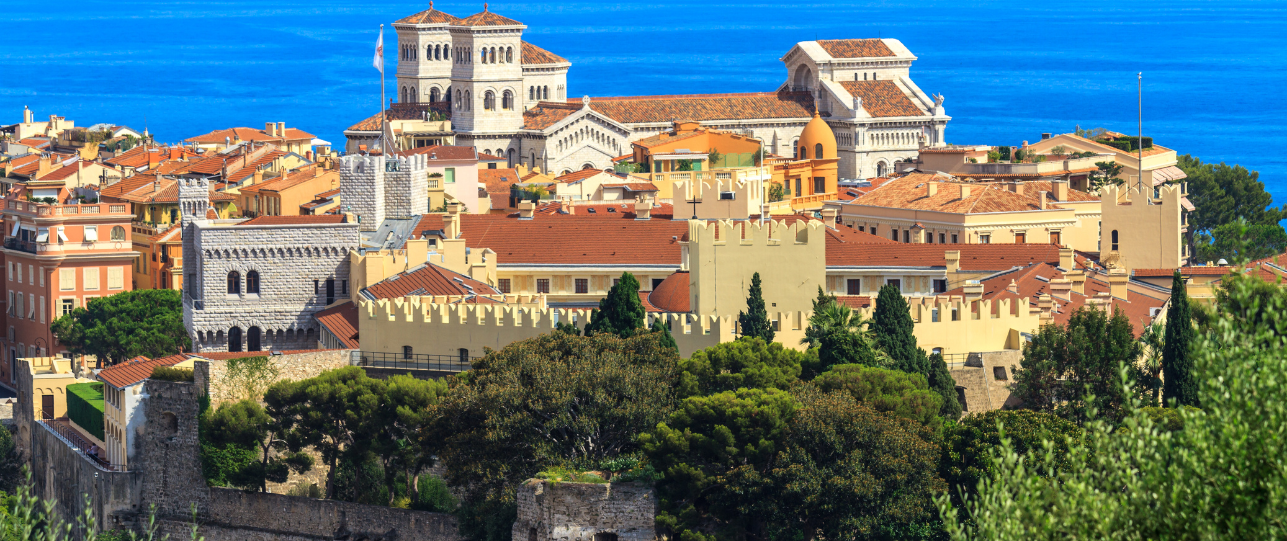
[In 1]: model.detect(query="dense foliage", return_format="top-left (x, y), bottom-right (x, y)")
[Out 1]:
top-left (1162, 270), bottom-right (1198, 407)
top-left (677, 337), bottom-right (805, 398)
top-left (801, 293), bottom-right (888, 376)
top-left (1178, 154), bottom-right (1286, 261)
top-left (585, 272), bottom-right (646, 337)
top-left (49, 289), bottom-right (190, 366)
top-left (871, 286), bottom-right (960, 418)
top-left (812, 364), bottom-right (942, 426)
top-left (939, 410), bottom-right (1082, 505)
top-left (738, 272), bottom-right (775, 343)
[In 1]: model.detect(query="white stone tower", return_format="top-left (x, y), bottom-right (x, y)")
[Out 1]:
top-left (384, 153), bottom-right (430, 218)
top-left (448, 5), bottom-right (526, 133)
top-left (340, 155), bottom-right (386, 231)
top-left (179, 177), bottom-right (211, 324)
top-left (394, 2), bottom-right (461, 104)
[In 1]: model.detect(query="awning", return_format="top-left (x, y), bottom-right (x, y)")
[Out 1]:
top-left (56, 226), bottom-right (68, 242)
top-left (84, 226), bottom-right (98, 242)
top-left (9, 220), bottom-right (18, 237)
top-left (1152, 165), bottom-right (1188, 185)
top-left (1181, 197), bottom-right (1195, 212)
top-left (35, 228), bottom-right (47, 243)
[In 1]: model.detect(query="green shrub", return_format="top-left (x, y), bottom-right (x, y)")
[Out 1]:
top-left (413, 474), bottom-right (458, 512)
top-left (535, 467), bottom-right (607, 485)
top-left (286, 482), bottom-right (322, 499)
top-left (151, 366), bottom-right (194, 382)
top-left (66, 382), bottom-right (105, 441)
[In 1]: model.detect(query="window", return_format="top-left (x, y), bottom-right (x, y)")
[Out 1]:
top-left (83, 267), bottom-right (99, 290)
top-left (498, 278), bottom-right (511, 294)
top-left (891, 229), bottom-right (898, 241)
top-left (940, 233), bottom-right (946, 244)
top-left (110, 226), bottom-right (125, 241)
top-left (228, 327), bottom-right (242, 352)
top-left (847, 279), bottom-right (861, 295)
top-left (38, 295), bottom-right (44, 323)
top-left (84, 226), bottom-right (97, 242)
top-left (933, 279), bottom-right (947, 293)
top-left (59, 268), bottom-right (74, 291)
top-left (887, 279), bottom-right (902, 291)
top-left (502, 90), bottom-right (513, 110)
top-left (445, 168), bottom-right (456, 183)
top-left (15, 264), bottom-right (20, 284)
top-left (247, 326), bottom-right (262, 352)
top-left (652, 278), bottom-right (665, 290)
top-left (326, 278), bottom-right (335, 304)
top-left (575, 279), bottom-right (588, 294)
top-left (536, 279), bottom-right (550, 294)
top-left (932, 309), bottom-right (940, 322)
top-left (246, 270), bottom-right (260, 294)
top-left (1050, 231), bottom-right (1062, 246)
top-left (342, 280), bottom-right (348, 295)
top-left (952, 233), bottom-right (959, 243)
top-left (107, 267), bottom-right (123, 289)
top-left (814, 177), bottom-right (825, 194)
top-left (815, 143), bottom-right (823, 160)
top-left (1014, 232), bottom-right (1026, 244)
top-left (903, 230), bottom-right (910, 243)
top-left (403, 346), bottom-right (414, 360)
top-left (993, 367), bottom-right (1008, 381)
top-left (6, 262), bottom-right (10, 281)
top-left (1111, 230), bottom-right (1119, 251)
top-left (458, 348), bottom-right (470, 364)
top-left (227, 271), bottom-right (241, 294)
top-left (484, 91), bottom-right (495, 111)
top-left (314, 279), bottom-right (319, 294)
top-left (59, 298), bottom-right (75, 317)
top-left (979, 234), bottom-right (990, 244)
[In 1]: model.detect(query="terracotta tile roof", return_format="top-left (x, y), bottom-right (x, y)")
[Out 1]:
top-left (850, 173), bottom-right (1062, 214)
top-left (457, 8), bottom-right (522, 26)
top-left (837, 81), bottom-right (925, 117)
top-left (489, 192), bottom-right (512, 211)
top-left (17, 137), bottom-right (50, 148)
top-left (478, 152), bottom-right (504, 161)
top-left (480, 168), bottom-right (521, 193)
top-left (639, 291), bottom-right (661, 312)
top-left (521, 41), bottom-right (567, 64)
top-left (816, 39), bottom-right (895, 58)
top-left (587, 91), bottom-right (815, 125)
top-left (555, 168), bottom-right (614, 183)
top-left (36, 162), bottom-right (102, 181)
top-left (241, 167), bottom-right (334, 195)
top-left (824, 225), bottom-right (897, 245)
top-left (632, 129), bottom-right (707, 149)
top-left (316, 301), bottom-right (360, 349)
top-left (149, 223), bottom-right (182, 242)
top-left (111, 177), bottom-right (236, 204)
top-left (529, 202), bottom-right (675, 220)
top-left (1018, 180), bottom-right (1098, 202)
top-left (99, 174), bottom-right (159, 199)
top-left (192, 349), bottom-right (343, 360)
top-left (185, 126), bottom-right (315, 144)
top-left (647, 271), bottom-right (690, 312)
top-left (98, 354), bottom-right (189, 388)
top-left (398, 144), bottom-right (476, 161)
top-left (394, 6), bottom-right (461, 24)
top-left (826, 239), bottom-right (1061, 270)
top-left (410, 214), bottom-right (689, 265)
top-left (364, 263), bottom-right (500, 300)
top-left (236, 215), bottom-right (347, 226)
top-left (602, 182), bottom-right (659, 191)
top-left (346, 103), bottom-right (452, 132)
top-left (225, 150), bottom-right (289, 183)
top-left (834, 295), bottom-right (872, 309)
top-left (522, 103), bottom-right (580, 130)
top-left (1062, 134), bottom-right (1173, 158)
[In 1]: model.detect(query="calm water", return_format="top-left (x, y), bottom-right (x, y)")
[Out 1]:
top-left (2, 1), bottom-right (1284, 201)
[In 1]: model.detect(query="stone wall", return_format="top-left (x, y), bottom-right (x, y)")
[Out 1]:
top-left (513, 480), bottom-right (657, 541)
top-left (27, 418), bottom-right (141, 532)
top-left (192, 349), bottom-right (353, 406)
top-left (949, 350), bottom-right (1021, 414)
top-left (384, 154), bottom-right (430, 219)
top-left (340, 155), bottom-right (385, 231)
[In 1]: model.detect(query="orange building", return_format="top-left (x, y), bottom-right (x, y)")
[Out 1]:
top-left (771, 111), bottom-right (839, 210)
top-left (630, 121), bottom-right (763, 173)
top-left (1, 191), bottom-right (137, 384)
top-left (237, 165), bottom-right (339, 217)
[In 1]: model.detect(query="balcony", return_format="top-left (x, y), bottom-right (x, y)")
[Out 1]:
top-left (649, 166), bottom-right (772, 188)
top-left (959, 155), bottom-right (1105, 177)
top-left (4, 200), bottom-right (131, 218)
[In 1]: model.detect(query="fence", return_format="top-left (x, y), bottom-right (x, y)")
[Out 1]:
top-left (37, 419), bottom-right (124, 472)
top-left (939, 352), bottom-right (982, 370)
top-left (352, 350), bottom-right (478, 374)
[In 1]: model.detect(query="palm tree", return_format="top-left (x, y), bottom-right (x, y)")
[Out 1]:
top-left (1140, 320), bottom-right (1165, 405)
top-left (802, 301), bottom-right (892, 369)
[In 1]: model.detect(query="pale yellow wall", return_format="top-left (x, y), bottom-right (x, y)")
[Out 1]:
top-left (835, 200), bottom-right (1093, 251)
top-left (23, 356), bottom-right (90, 420)
top-left (1100, 184), bottom-right (1185, 269)
top-left (686, 219), bottom-right (826, 318)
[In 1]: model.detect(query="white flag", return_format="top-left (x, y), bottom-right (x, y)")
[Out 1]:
top-left (373, 30), bottom-right (384, 73)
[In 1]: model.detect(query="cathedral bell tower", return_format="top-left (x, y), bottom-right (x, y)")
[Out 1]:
top-left (393, 1), bottom-right (460, 105)
top-left (448, 4), bottom-right (526, 133)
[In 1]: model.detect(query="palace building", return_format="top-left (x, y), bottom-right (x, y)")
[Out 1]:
top-left (345, 4), bottom-right (950, 180)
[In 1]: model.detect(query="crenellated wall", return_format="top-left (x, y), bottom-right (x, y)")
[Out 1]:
top-left (685, 219), bottom-right (827, 318)
top-left (1100, 183), bottom-right (1186, 269)
top-left (339, 155), bottom-right (386, 230)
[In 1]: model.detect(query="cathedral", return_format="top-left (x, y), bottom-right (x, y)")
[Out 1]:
top-left (344, 3), bottom-right (950, 180)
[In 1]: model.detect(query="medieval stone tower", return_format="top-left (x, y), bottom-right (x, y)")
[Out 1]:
top-left (178, 178), bottom-right (211, 309)
top-left (449, 6), bottom-right (526, 133)
top-left (340, 153), bottom-right (429, 231)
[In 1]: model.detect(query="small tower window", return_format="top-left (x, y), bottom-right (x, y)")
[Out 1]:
top-left (1111, 230), bottom-right (1119, 251)
top-left (246, 270), bottom-right (260, 294)
top-left (227, 271), bottom-right (240, 294)
top-left (815, 143), bottom-right (823, 160)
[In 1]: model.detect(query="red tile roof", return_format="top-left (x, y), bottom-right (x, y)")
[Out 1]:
top-left (586, 91), bottom-right (815, 125)
top-left (185, 126), bottom-right (315, 144)
top-left (834, 296), bottom-right (873, 309)
top-left (521, 41), bottom-right (567, 64)
top-left (816, 39), bottom-right (895, 58)
top-left (528, 202), bottom-right (675, 220)
top-left (457, 8), bottom-right (522, 26)
top-left (522, 103), bottom-right (580, 130)
top-left (36, 162), bottom-right (104, 181)
top-left (315, 301), bottom-right (360, 349)
top-left (240, 167), bottom-right (334, 195)
top-left (399, 144), bottom-right (476, 161)
top-left (17, 137), bottom-right (50, 148)
top-left (237, 215), bottom-right (347, 226)
top-left (98, 354), bottom-right (188, 388)
top-left (225, 150), bottom-right (289, 183)
top-left (648, 271), bottom-right (690, 312)
top-left (364, 263), bottom-right (500, 299)
top-left (411, 214), bottom-right (689, 265)
top-left (555, 168), bottom-right (614, 183)
top-left (1133, 267), bottom-right (1233, 277)
top-left (480, 168), bottom-right (521, 193)
top-left (837, 80), bottom-right (925, 117)
top-left (478, 152), bottom-right (504, 161)
top-left (826, 238), bottom-right (1062, 270)
top-left (394, 6), bottom-right (461, 24)
top-left (850, 173), bottom-right (1068, 214)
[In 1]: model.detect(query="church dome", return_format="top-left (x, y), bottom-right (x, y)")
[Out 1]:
top-left (798, 110), bottom-right (837, 161)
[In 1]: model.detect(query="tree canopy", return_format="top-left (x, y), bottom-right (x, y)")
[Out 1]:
top-left (1162, 270), bottom-right (1198, 407)
top-left (50, 289), bottom-right (189, 365)
top-left (585, 272), bottom-right (646, 337)
top-left (872, 285), bottom-right (923, 373)
top-left (678, 336), bottom-right (806, 398)
top-left (1178, 154), bottom-right (1286, 260)
top-left (811, 364), bottom-right (943, 426)
top-left (801, 298), bottom-right (889, 376)
top-left (939, 409), bottom-right (1082, 506)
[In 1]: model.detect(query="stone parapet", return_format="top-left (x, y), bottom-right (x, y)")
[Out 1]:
top-left (513, 480), bottom-right (657, 541)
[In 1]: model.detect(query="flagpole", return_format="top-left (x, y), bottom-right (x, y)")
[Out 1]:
top-left (380, 23), bottom-right (387, 154)
top-left (1137, 72), bottom-right (1143, 191)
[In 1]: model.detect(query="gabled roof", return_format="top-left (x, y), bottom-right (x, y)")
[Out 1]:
top-left (239, 167), bottom-right (333, 195)
top-left (98, 354), bottom-right (189, 388)
top-left (37, 161), bottom-right (107, 181)
top-left (837, 80), bottom-right (925, 117)
top-left (480, 168), bottom-right (522, 193)
top-left (185, 126), bottom-right (315, 144)
top-left (826, 239), bottom-right (1062, 270)
top-left (587, 91), bottom-right (815, 125)
top-left (225, 150), bottom-right (289, 184)
top-left (850, 173), bottom-right (1066, 214)
top-left (364, 263), bottom-right (500, 300)
top-left (522, 103), bottom-right (581, 130)
top-left (456, 8), bottom-right (522, 26)
top-left (399, 144), bottom-right (477, 161)
top-left (816, 39), bottom-right (896, 59)
top-left (316, 301), bottom-right (360, 349)
top-left (555, 168), bottom-right (615, 183)
top-left (521, 41), bottom-right (567, 64)
top-left (394, 5), bottom-right (461, 24)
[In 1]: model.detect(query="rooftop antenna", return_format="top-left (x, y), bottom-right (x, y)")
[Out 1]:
top-left (1136, 72), bottom-right (1144, 192)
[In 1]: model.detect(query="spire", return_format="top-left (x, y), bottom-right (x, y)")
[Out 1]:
top-left (484, 2), bottom-right (489, 11)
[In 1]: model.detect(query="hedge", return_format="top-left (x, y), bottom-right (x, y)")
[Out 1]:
top-left (66, 382), bottom-right (105, 441)
top-left (151, 366), bottom-right (194, 382)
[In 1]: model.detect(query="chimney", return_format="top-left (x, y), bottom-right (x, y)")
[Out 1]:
top-left (1011, 181), bottom-right (1024, 196)
top-left (1039, 191), bottom-right (1048, 210)
top-left (1059, 247), bottom-right (1074, 269)
top-left (1006, 279), bottom-right (1019, 294)
top-left (559, 197), bottom-right (574, 215)
top-left (1067, 270), bottom-right (1086, 295)
top-left (1049, 278), bottom-right (1072, 299)
top-left (1108, 269), bottom-right (1129, 300)
top-left (442, 211), bottom-right (460, 239)
top-left (266, 122), bottom-right (277, 137)
top-left (37, 154), bottom-right (54, 177)
top-left (517, 201), bottom-right (535, 220)
top-left (821, 207), bottom-right (838, 229)
top-left (927, 181), bottom-right (938, 197)
top-left (277, 122), bottom-right (286, 137)
top-left (1041, 133), bottom-right (1052, 140)
top-left (22, 106), bottom-right (32, 124)
top-left (253, 170), bottom-right (264, 184)
top-left (406, 238), bottom-right (428, 266)
top-left (634, 196), bottom-right (652, 220)
top-left (959, 184), bottom-right (971, 200)
top-left (1052, 180), bottom-right (1068, 202)
top-left (314, 166), bottom-right (322, 178)
top-left (1022, 140), bottom-right (1029, 148)
top-left (945, 250), bottom-right (961, 274)
top-left (963, 281), bottom-right (984, 299)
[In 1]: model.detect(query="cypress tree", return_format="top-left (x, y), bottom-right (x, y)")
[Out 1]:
top-left (1162, 270), bottom-right (1198, 407)
top-left (651, 319), bottom-right (678, 352)
top-left (738, 272), bottom-right (775, 342)
top-left (585, 272), bottom-right (646, 337)
top-left (927, 352), bottom-right (963, 418)
top-left (872, 285), bottom-right (924, 373)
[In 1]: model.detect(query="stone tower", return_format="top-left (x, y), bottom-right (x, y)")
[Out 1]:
top-left (393, 1), bottom-right (461, 104)
top-left (340, 155), bottom-right (386, 231)
top-left (178, 178), bottom-right (211, 311)
top-left (385, 153), bottom-right (430, 218)
top-left (449, 5), bottom-right (526, 133)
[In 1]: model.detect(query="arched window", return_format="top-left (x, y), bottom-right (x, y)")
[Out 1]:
top-left (502, 90), bottom-right (513, 110)
top-left (444, 46), bottom-right (449, 60)
top-left (529, 86), bottom-right (535, 101)
top-left (490, 47), bottom-right (496, 63)
top-left (480, 49), bottom-right (487, 63)
top-left (401, 87), bottom-right (408, 103)
top-left (228, 327), bottom-right (242, 352)
top-left (1111, 230), bottom-right (1119, 251)
top-left (815, 143), bottom-right (823, 160)
top-left (247, 326), bottom-right (261, 352)
top-left (227, 271), bottom-right (240, 294)
top-left (484, 91), bottom-right (495, 111)
top-left (506, 47), bottom-right (513, 63)
top-left (433, 44), bottom-right (439, 60)
top-left (430, 87), bottom-right (440, 102)
top-left (246, 270), bottom-right (260, 294)
top-left (543, 86), bottom-right (549, 99)
top-left (409, 86), bottom-right (418, 103)
top-left (876, 162), bottom-right (888, 177)
top-left (110, 226), bottom-right (125, 241)
top-left (466, 91), bottom-right (471, 110)
top-left (508, 148), bottom-right (515, 167)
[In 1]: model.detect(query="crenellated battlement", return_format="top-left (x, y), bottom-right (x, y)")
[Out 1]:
top-left (687, 218), bottom-right (824, 247)
top-left (1102, 182), bottom-right (1183, 207)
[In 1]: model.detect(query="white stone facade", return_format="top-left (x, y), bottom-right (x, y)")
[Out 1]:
top-left (179, 179), bottom-right (360, 353)
top-left (340, 154), bottom-right (430, 231)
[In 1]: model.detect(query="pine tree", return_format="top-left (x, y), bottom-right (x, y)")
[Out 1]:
top-left (651, 318), bottom-right (678, 352)
top-left (872, 285), bottom-right (925, 373)
top-left (738, 272), bottom-right (775, 342)
top-left (1162, 270), bottom-right (1198, 407)
top-left (585, 272), bottom-right (646, 338)
top-left (927, 352), bottom-right (963, 418)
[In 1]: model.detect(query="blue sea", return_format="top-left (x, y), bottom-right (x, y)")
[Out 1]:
top-left (2, 1), bottom-right (1284, 201)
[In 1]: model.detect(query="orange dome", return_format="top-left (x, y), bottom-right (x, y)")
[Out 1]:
top-left (798, 110), bottom-right (837, 161)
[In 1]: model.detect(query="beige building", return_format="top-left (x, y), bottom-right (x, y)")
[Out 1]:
top-left (185, 123), bottom-right (317, 156)
top-left (97, 354), bottom-right (192, 470)
top-left (1024, 131), bottom-right (1186, 191)
top-left (1100, 183), bottom-right (1189, 269)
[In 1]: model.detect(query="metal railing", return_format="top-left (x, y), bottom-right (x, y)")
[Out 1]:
top-left (37, 419), bottom-right (124, 472)
top-left (352, 350), bottom-right (478, 373)
top-left (939, 352), bottom-right (983, 369)
top-left (3, 237), bottom-right (36, 254)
